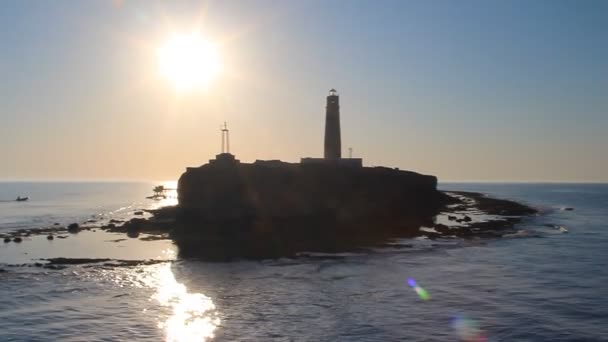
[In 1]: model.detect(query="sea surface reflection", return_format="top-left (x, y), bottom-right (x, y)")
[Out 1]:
top-left (143, 263), bottom-right (220, 341)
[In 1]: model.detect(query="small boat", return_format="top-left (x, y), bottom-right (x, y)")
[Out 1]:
top-left (16, 196), bottom-right (29, 202)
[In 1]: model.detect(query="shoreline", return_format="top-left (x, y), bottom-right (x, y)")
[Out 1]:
top-left (0, 191), bottom-right (539, 265)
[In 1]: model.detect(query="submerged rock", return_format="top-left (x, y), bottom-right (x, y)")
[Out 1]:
top-left (43, 265), bottom-right (67, 270)
top-left (3, 237), bottom-right (11, 243)
top-left (127, 230), bottom-right (140, 238)
top-left (13, 237), bottom-right (22, 243)
top-left (45, 257), bottom-right (112, 265)
top-left (67, 223), bottom-right (80, 233)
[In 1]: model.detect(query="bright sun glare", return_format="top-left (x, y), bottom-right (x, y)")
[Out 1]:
top-left (158, 33), bottom-right (221, 90)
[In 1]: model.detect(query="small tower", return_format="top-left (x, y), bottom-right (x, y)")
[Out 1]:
top-left (220, 121), bottom-right (230, 154)
top-left (324, 89), bottom-right (341, 159)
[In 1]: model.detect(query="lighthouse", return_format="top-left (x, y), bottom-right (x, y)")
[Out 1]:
top-left (300, 88), bottom-right (362, 167)
top-left (324, 89), bottom-right (341, 159)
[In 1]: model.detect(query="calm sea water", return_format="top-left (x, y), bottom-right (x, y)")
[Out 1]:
top-left (0, 182), bottom-right (607, 341)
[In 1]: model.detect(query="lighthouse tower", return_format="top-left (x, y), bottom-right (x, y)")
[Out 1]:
top-left (324, 89), bottom-right (341, 159)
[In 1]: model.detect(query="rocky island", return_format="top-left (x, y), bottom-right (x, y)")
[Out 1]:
top-left (144, 89), bottom-right (537, 259)
top-left (0, 89), bottom-right (539, 262)
top-left (169, 153), bottom-right (449, 259)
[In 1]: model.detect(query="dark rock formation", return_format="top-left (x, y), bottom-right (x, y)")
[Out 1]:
top-left (4, 237), bottom-right (11, 243)
top-left (42, 258), bottom-right (167, 268)
top-left (47, 235), bottom-right (54, 240)
top-left (45, 258), bottom-right (111, 265)
top-left (13, 237), bottom-right (22, 243)
top-left (67, 223), bottom-right (80, 233)
top-left (171, 158), bottom-right (451, 259)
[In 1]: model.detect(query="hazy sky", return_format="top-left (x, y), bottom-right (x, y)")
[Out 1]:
top-left (1, 0), bottom-right (606, 182)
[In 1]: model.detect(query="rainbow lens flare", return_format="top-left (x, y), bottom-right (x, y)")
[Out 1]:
top-left (451, 314), bottom-right (487, 342)
top-left (407, 278), bottom-right (431, 301)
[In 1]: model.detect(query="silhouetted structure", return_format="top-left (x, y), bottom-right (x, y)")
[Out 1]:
top-left (205, 122), bottom-right (240, 167)
top-left (301, 89), bottom-right (362, 167)
top-left (171, 87), bottom-right (446, 258)
top-left (220, 122), bottom-right (230, 154)
top-left (324, 89), bottom-right (341, 159)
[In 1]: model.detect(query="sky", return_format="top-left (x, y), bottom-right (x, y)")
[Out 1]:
top-left (1, 0), bottom-right (606, 182)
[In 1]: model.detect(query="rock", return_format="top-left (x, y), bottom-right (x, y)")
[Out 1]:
top-left (109, 219), bottom-right (123, 224)
top-left (86, 219), bottom-right (97, 223)
top-left (54, 223), bottom-right (60, 226)
top-left (67, 223), bottom-right (80, 233)
top-left (106, 223), bottom-right (116, 229)
top-left (0, 269), bottom-right (6, 273)
top-left (13, 237), bottom-right (22, 243)
top-left (47, 235), bottom-right (54, 240)
top-left (127, 230), bottom-right (140, 238)
top-left (4, 237), bottom-right (11, 243)
top-left (463, 215), bottom-right (472, 222)
top-left (434, 224), bottom-right (450, 233)
top-left (134, 211), bottom-right (144, 216)
top-left (43, 264), bottom-right (67, 270)
top-left (46, 257), bottom-right (111, 265)
top-left (123, 218), bottom-right (146, 231)
top-left (563, 207), bottom-right (574, 211)
top-left (447, 215), bottom-right (458, 221)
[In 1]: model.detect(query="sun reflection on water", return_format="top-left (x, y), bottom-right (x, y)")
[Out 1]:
top-left (145, 263), bottom-right (220, 341)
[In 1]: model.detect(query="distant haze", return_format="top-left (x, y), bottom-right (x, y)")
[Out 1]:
top-left (1, 1), bottom-right (606, 182)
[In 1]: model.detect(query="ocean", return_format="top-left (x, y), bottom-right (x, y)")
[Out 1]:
top-left (0, 182), bottom-right (607, 341)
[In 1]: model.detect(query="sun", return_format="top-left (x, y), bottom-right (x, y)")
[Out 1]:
top-left (157, 33), bottom-right (221, 90)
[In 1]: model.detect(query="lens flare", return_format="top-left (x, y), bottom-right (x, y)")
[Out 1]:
top-left (407, 278), bottom-right (431, 301)
top-left (451, 314), bottom-right (487, 342)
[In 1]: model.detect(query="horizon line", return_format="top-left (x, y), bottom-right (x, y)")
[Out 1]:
top-left (0, 178), bottom-right (607, 184)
